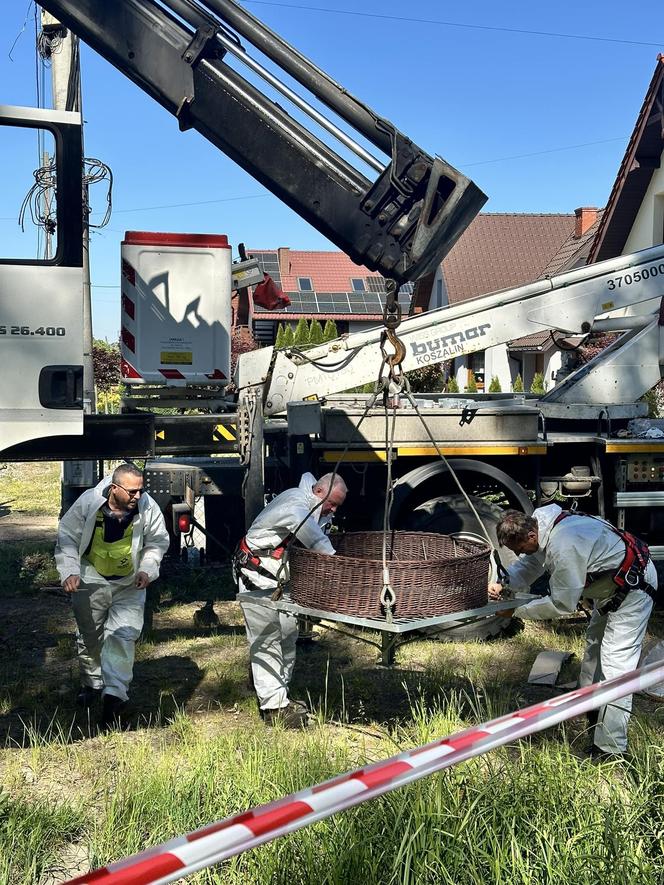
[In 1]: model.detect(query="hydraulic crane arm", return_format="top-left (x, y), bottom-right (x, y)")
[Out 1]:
top-left (237, 242), bottom-right (664, 415)
top-left (38, 0), bottom-right (486, 283)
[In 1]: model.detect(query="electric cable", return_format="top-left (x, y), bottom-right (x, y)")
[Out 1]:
top-left (285, 344), bottom-right (362, 373)
top-left (245, 1), bottom-right (663, 49)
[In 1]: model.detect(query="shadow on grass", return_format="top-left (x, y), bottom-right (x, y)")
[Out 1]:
top-left (291, 627), bottom-right (587, 734)
top-left (145, 624), bottom-right (246, 644)
top-left (0, 655), bottom-right (207, 746)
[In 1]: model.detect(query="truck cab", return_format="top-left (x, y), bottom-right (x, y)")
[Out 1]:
top-left (0, 105), bottom-right (85, 452)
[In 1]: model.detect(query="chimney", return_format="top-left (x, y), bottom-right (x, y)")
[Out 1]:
top-left (574, 207), bottom-right (598, 239)
top-left (278, 247), bottom-right (290, 279)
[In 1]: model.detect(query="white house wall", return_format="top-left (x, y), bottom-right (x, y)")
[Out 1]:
top-left (485, 344), bottom-right (511, 392)
top-left (624, 148), bottom-right (664, 252)
top-left (544, 349), bottom-right (563, 390)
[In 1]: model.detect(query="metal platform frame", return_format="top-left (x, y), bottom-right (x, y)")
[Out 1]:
top-left (236, 591), bottom-right (536, 665)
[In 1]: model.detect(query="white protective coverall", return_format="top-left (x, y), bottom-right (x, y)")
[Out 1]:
top-left (55, 476), bottom-right (169, 702)
top-left (508, 503), bottom-right (656, 753)
top-left (237, 472), bottom-right (335, 711)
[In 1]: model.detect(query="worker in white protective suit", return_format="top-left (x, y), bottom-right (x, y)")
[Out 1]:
top-left (489, 505), bottom-right (656, 760)
top-left (55, 464), bottom-right (169, 729)
top-left (234, 472), bottom-right (348, 728)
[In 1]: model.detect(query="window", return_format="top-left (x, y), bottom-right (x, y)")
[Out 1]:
top-left (351, 278), bottom-right (365, 292)
top-left (297, 277), bottom-right (313, 292)
top-left (1, 124), bottom-right (58, 260)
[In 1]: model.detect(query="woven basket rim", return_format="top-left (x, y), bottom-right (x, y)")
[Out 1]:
top-left (290, 531), bottom-right (490, 567)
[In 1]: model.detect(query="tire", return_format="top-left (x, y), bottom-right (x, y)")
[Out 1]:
top-left (401, 494), bottom-right (519, 641)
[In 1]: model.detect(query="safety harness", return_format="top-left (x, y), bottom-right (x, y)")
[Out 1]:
top-left (232, 534), bottom-right (294, 591)
top-left (552, 511), bottom-right (654, 613)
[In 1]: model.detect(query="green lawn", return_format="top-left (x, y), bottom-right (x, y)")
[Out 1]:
top-left (0, 574), bottom-right (662, 884)
top-left (0, 462), bottom-right (61, 516)
top-left (1, 462), bottom-right (663, 883)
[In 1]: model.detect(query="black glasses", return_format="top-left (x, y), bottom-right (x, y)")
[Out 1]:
top-left (113, 482), bottom-right (145, 497)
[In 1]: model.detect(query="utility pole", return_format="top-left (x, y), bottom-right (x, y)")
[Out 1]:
top-left (42, 10), bottom-right (95, 413)
top-left (41, 11), bottom-right (98, 509)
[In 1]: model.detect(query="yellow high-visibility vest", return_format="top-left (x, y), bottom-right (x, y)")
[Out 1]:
top-left (84, 511), bottom-right (134, 577)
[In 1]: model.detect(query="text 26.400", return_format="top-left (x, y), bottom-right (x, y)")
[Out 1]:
top-left (0, 326), bottom-right (66, 337)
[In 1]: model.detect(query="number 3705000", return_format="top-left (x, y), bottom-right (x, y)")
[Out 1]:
top-left (606, 263), bottom-right (664, 289)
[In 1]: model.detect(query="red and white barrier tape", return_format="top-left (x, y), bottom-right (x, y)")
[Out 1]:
top-left (66, 660), bottom-right (664, 885)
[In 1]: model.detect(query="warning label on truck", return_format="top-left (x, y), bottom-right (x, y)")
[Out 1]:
top-left (160, 351), bottom-right (193, 365)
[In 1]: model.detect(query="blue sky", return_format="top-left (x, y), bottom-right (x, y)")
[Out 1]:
top-left (1, 0), bottom-right (663, 340)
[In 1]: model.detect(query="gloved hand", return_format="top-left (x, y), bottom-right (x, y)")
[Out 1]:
top-left (62, 574), bottom-right (80, 593)
top-left (488, 582), bottom-right (504, 600)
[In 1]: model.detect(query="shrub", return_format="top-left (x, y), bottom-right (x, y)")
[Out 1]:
top-left (293, 317), bottom-right (310, 347)
top-left (322, 319), bottom-right (338, 342)
top-left (466, 369), bottom-right (478, 393)
top-left (512, 374), bottom-right (524, 392)
top-left (281, 323), bottom-right (294, 348)
top-left (230, 325), bottom-right (259, 374)
top-left (92, 339), bottom-right (121, 390)
top-left (446, 376), bottom-right (460, 393)
top-left (530, 371), bottom-right (547, 394)
top-left (406, 365), bottom-right (445, 393)
top-left (309, 319), bottom-right (324, 345)
top-left (275, 323), bottom-right (286, 349)
top-left (488, 375), bottom-right (502, 393)
top-left (96, 385), bottom-right (122, 414)
top-left (641, 384), bottom-right (663, 418)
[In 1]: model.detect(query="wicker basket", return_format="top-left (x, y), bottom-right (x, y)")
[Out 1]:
top-left (289, 531), bottom-right (490, 619)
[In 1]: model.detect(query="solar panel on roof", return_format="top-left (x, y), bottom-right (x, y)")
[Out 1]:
top-left (250, 252), bottom-right (282, 287)
top-left (367, 277), bottom-right (385, 293)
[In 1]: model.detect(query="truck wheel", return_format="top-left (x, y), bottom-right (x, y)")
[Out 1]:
top-left (401, 494), bottom-right (520, 641)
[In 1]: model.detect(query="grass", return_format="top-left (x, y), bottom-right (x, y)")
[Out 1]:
top-left (1, 464), bottom-right (663, 882)
top-left (0, 788), bottom-right (87, 885)
top-left (0, 462), bottom-right (61, 516)
top-left (0, 541), bottom-right (60, 596)
top-left (1, 692), bottom-right (663, 885)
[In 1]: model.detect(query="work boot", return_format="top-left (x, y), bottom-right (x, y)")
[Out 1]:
top-left (99, 693), bottom-right (127, 732)
top-left (589, 745), bottom-right (626, 764)
top-left (76, 685), bottom-right (102, 708)
top-left (262, 703), bottom-right (309, 729)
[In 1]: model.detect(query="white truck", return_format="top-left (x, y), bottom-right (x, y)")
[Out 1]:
top-left (1, 0), bottom-right (663, 646)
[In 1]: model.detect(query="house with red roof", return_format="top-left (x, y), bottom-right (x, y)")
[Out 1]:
top-left (245, 208), bottom-right (599, 393)
top-left (410, 209), bottom-right (600, 391)
top-left (241, 56), bottom-right (664, 397)
top-left (588, 54), bottom-right (664, 262)
top-left (245, 247), bottom-right (413, 343)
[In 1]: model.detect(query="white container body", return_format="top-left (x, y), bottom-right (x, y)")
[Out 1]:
top-left (121, 231), bottom-right (232, 386)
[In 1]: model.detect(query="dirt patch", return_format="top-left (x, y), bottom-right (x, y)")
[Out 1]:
top-left (0, 514), bottom-right (57, 543)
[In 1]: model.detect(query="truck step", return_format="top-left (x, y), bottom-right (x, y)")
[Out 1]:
top-left (614, 491), bottom-right (664, 507)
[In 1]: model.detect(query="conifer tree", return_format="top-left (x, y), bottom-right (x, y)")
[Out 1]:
top-left (275, 323), bottom-right (285, 349)
top-left (466, 369), bottom-right (478, 393)
top-left (293, 317), bottom-right (310, 347)
top-left (512, 373), bottom-right (524, 392)
top-left (530, 372), bottom-right (546, 394)
top-left (323, 319), bottom-right (338, 341)
top-left (488, 375), bottom-right (502, 392)
top-left (281, 323), bottom-right (294, 348)
top-left (309, 318), bottom-right (324, 345)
